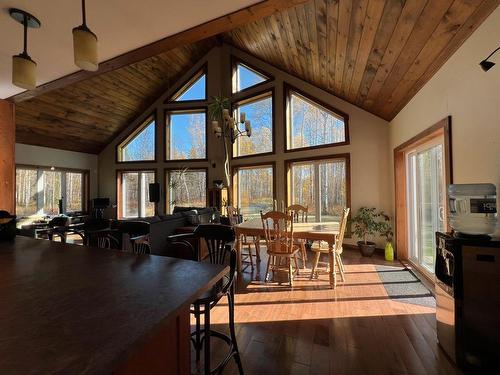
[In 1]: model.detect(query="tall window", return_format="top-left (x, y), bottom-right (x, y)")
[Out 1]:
top-left (233, 92), bottom-right (273, 157)
top-left (166, 110), bottom-right (207, 160)
top-left (15, 166), bottom-right (87, 216)
top-left (117, 116), bottom-right (156, 162)
top-left (287, 156), bottom-right (349, 222)
top-left (286, 88), bottom-right (348, 150)
top-left (119, 171), bottom-right (155, 218)
top-left (233, 165), bottom-right (274, 220)
top-left (166, 169), bottom-right (207, 212)
top-left (170, 69), bottom-right (206, 102)
top-left (232, 62), bottom-right (269, 93)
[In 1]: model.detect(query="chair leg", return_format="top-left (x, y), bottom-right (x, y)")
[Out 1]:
top-left (254, 238), bottom-right (261, 263)
top-left (265, 255), bottom-right (272, 282)
top-left (338, 255), bottom-right (345, 282)
top-left (310, 251), bottom-right (321, 279)
top-left (300, 244), bottom-right (307, 269)
top-left (288, 258), bottom-right (294, 287)
top-left (228, 283), bottom-right (244, 374)
top-left (195, 304), bottom-right (201, 363)
top-left (204, 302), bottom-right (211, 374)
top-left (293, 254), bottom-right (300, 276)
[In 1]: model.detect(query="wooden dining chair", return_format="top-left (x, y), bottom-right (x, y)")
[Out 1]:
top-left (310, 208), bottom-right (350, 281)
top-left (227, 206), bottom-right (260, 272)
top-left (261, 210), bottom-right (301, 286)
top-left (287, 204), bottom-right (309, 268)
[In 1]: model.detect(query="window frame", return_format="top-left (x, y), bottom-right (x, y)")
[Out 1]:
top-left (231, 162), bottom-right (277, 218)
top-left (116, 168), bottom-right (157, 219)
top-left (164, 107), bottom-right (208, 162)
top-left (285, 153), bottom-right (351, 232)
top-left (15, 164), bottom-right (90, 216)
top-left (166, 65), bottom-right (208, 103)
top-left (231, 56), bottom-right (273, 95)
top-left (164, 167), bottom-right (208, 214)
top-left (231, 88), bottom-right (275, 160)
top-left (116, 113), bottom-right (157, 163)
top-left (284, 83), bottom-right (350, 153)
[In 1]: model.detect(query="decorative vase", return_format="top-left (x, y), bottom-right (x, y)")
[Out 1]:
top-left (385, 241), bottom-right (394, 261)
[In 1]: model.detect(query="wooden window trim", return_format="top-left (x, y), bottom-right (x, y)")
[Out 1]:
top-left (284, 153), bottom-right (351, 235)
top-left (231, 88), bottom-right (275, 160)
top-left (393, 116), bottom-right (453, 260)
top-left (230, 55), bottom-right (273, 96)
top-left (165, 64), bottom-right (208, 104)
top-left (164, 107), bottom-right (209, 162)
top-left (231, 161), bottom-right (277, 211)
top-left (164, 167), bottom-right (209, 214)
top-left (116, 113), bottom-right (157, 163)
top-left (284, 83), bottom-right (350, 153)
top-left (116, 168), bottom-right (157, 219)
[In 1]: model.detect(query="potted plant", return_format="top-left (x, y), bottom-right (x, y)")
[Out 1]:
top-left (378, 212), bottom-right (394, 261)
top-left (351, 207), bottom-right (386, 257)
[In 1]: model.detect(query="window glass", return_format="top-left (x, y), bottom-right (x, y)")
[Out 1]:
top-left (290, 158), bottom-right (347, 222)
top-left (168, 111), bottom-right (206, 160)
top-left (288, 91), bottom-right (346, 150)
top-left (142, 172), bottom-right (156, 217)
top-left (15, 168), bottom-right (38, 216)
top-left (41, 171), bottom-right (62, 216)
top-left (120, 171), bottom-right (155, 218)
top-left (236, 166), bottom-right (273, 220)
top-left (119, 119), bottom-right (155, 162)
top-left (233, 63), bottom-right (268, 93)
top-left (234, 94), bottom-right (272, 157)
top-left (65, 172), bottom-right (83, 212)
top-left (174, 73), bottom-right (206, 101)
top-left (167, 170), bottom-right (207, 211)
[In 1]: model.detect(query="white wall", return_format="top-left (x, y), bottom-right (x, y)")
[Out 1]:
top-left (15, 143), bottom-right (99, 199)
top-left (389, 7), bottom-right (500, 236)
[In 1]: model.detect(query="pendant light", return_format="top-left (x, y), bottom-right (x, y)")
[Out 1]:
top-left (73, 0), bottom-right (98, 71)
top-left (9, 8), bottom-right (41, 90)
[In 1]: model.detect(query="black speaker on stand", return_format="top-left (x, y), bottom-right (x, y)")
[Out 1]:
top-left (149, 183), bottom-right (160, 215)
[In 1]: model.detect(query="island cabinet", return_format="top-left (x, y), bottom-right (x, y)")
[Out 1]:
top-left (0, 236), bottom-right (228, 374)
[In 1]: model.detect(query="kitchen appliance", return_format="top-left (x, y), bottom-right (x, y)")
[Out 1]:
top-left (435, 232), bottom-right (500, 372)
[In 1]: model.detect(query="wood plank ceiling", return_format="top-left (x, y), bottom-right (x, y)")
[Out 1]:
top-left (14, 0), bottom-right (498, 154)
top-left (224, 0), bottom-right (498, 121)
top-left (15, 39), bottom-right (216, 153)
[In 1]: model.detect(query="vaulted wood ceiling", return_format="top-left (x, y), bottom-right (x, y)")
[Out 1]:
top-left (15, 39), bottom-right (216, 153)
top-left (13, 0), bottom-right (498, 154)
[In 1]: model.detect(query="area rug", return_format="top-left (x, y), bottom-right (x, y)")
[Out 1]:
top-left (375, 265), bottom-right (435, 308)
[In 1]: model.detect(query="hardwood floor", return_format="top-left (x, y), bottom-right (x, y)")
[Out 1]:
top-left (196, 247), bottom-right (463, 375)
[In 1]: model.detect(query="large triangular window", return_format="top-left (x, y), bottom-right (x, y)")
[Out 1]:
top-left (233, 62), bottom-right (269, 93)
top-left (117, 116), bottom-right (156, 162)
top-left (170, 69), bottom-right (206, 102)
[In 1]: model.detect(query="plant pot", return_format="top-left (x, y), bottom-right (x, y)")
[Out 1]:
top-left (358, 241), bottom-right (376, 257)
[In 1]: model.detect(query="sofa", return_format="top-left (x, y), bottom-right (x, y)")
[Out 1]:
top-left (121, 207), bottom-right (215, 256)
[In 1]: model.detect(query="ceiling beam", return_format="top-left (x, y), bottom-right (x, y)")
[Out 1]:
top-left (9, 0), bottom-right (310, 103)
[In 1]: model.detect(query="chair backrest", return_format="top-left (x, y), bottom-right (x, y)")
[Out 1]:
top-left (260, 210), bottom-right (294, 254)
top-left (49, 216), bottom-right (70, 228)
top-left (335, 208), bottom-right (350, 253)
top-left (287, 204), bottom-right (308, 223)
top-left (226, 206), bottom-right (241, 226)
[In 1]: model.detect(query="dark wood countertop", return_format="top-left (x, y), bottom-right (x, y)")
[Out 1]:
top-left (0, 236), bottom-right (228, 374)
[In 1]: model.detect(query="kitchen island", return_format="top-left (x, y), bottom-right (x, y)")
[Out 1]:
top-left (0, 236), bottom-right (228, 374)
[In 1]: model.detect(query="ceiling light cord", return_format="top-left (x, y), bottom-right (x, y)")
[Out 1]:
top-left (484, 46), bottom-right (500, 61)
top-left (81, 0), bottom-right (87, 27)
top-left (22, 14), bottom-right (28, 56)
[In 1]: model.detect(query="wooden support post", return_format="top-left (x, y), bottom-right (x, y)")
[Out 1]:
top-left (0, 100), bottom-right (15, 214)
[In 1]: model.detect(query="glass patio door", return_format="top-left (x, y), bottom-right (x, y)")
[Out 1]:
top-left (407, 140), bottom-right (446, 273)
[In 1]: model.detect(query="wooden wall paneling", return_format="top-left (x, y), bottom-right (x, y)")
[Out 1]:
top-left (334, 0), bottom-right (353, 93)
top-left (0, 100), bottom-right (15, 213)
top-left (326, 0), bottom-right (340, 91)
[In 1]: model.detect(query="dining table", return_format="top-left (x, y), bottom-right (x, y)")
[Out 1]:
top-left (234, 219), bottom-right (340, 288)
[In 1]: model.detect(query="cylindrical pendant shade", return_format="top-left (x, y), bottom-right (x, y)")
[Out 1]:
top-left (73, 26), bottom-right (98, 71)
top-left (12, 54), bottom-right (36, 90)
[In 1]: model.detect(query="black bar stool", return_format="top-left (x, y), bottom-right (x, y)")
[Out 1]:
top-left (167, 224), bottom-right (244, 374)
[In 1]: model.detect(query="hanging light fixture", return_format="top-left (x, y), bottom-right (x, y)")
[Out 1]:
top-left (479, 46), bottom-right (499, 72)
top-left (9, 8), bottom-right (41, 90)
top-left (73, 0), bottom-right (98, 71)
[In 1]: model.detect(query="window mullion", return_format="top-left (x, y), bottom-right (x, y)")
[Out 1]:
top-left (314, 163), bottom-right (320, 221)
